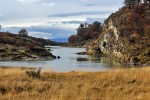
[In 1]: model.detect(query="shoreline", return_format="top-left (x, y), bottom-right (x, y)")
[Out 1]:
top-left (0, 65), bottom-right (150, 72)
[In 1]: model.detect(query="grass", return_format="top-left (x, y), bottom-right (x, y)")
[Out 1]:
top-left (0, 67), bottom-right (150, 100)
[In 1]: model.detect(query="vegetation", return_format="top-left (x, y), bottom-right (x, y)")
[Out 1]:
top-left (0, 31), bottom-right (59, 61)
top-left (0, 67), bottom-right (150, 100)
top-left (124, 0), bottom-right (150, 9)
top-left (144, 0), bottom-right (150, 4)
top-left (124, 0), bottom-right (141, 9)
top-left (85, 0), bottom-right (150, 65)
top-left (103, 2), bottom-right (150, 65)
top-left (18, 29), bottom-right (28, 37)
top-left (0, 31), bottom-right (64, 47)
top-left (68, 21), bottom-right (102, 46)
top-left (0, 0), bottom-right (149, 99)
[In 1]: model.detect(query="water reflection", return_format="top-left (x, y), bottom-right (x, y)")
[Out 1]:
top-left (76, 56), bottom-right (101, 62)
top-left (76, 57), bottom-right (89, 61)
top-left (76, 55), bottom-right (121, 68)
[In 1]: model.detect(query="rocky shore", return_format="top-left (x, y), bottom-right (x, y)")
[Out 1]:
top-left (0, 45), bottom-right (56, 61)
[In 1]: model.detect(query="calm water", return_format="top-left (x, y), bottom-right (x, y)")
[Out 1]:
top-left (0, 47), bottom-right (123, 72)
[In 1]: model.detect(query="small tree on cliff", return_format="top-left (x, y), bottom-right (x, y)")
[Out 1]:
top-left (93, 21), bottom-right (101, 30)
top-left (124, 0), bottom-right (141, 8)
top-left (18, 29), bottom-right (28, 37)
top-left (124, 0), bottom-right (131, 8)
top-left (68, 35), bottom-right (77, 43)
top-left (144, 0), bottom-right (150, 4)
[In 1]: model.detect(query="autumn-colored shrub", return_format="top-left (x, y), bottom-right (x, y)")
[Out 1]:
top-left (133, 4), bottom-right (145, 15)
top-left (144, 25), bottom-right (150, 35)
top-left (68, 21), bottom-right (102, 45)
top-left (68, 35), bottom-right (77, 43)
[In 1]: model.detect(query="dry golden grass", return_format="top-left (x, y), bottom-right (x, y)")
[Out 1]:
top-left (0, 67), bottom-right (150, 100)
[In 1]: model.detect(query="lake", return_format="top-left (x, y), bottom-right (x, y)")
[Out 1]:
top-left (0, 47), bottom-right (123, 72)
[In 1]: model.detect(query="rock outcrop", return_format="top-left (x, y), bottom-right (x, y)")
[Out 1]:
top-left (88, 4), bottom-right (150, 66)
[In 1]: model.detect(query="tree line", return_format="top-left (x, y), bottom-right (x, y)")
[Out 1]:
top-left (124, 0), bottom-right (150, 9)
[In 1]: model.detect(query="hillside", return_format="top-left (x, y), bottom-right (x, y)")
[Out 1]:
top-left (0, 32), bottom-right (57, 61)
top-left (68, 21), bottom-right (102, 47)
top-left (87, 3), bottom-right (150, 65)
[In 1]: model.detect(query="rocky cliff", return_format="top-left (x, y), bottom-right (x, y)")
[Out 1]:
top-left (87, 4), bottom-right (150, 66)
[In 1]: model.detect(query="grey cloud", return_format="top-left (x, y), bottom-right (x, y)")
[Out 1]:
top-left (0, 0), bottom-right (124, 41)
top-left (82, 0), bottom-right (123, 7)
top-left (0, 15), bottom-right (5, 21)
top-left (28, 32), bottom-right (53, 39)
top-left (1, 17), bottom-right (105, 38)
top-left (61, 21), bottom-right (85, 24)
top-left (47, 21), bottom-right (83, 25)
top-left (29, 26), bottom-right (75, 39)
top-left (83, 4), bottom-right (98, 6)
top-left (60, 18), bottom-right (104, 24)
top-left (48, 11), bottom-right (112, 17)
top-left (2, 25), bottom-right (76, 39)
top-left (86, 18), bottom-right (105, 24)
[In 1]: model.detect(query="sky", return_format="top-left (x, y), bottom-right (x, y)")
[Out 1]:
top-left (0, 0), bottom-right (124, 42)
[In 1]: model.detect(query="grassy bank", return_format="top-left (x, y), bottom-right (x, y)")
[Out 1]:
top-left (0, 67), bottom-right (150, 100)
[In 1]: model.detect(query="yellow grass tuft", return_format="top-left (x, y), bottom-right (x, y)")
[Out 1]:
top-left (0, 67), bottom-right (150, 100)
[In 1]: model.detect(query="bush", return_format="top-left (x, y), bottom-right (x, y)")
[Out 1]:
top-left (68, 35), bottom-right (77, 43)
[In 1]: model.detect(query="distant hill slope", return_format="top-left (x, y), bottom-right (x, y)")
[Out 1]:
top-left (51, 38), bottom-right (68, 42)
top-left (87, 3), bottom-right (150, 65)
top-left (0, 32), bottom-right (57, 61)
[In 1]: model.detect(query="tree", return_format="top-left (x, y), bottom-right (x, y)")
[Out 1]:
top-left (124, 0), bottom-right (141, 9)
top-left (79, 23), bottom-right (84, 29)
top-left (124, 0), bottom-right (132, 8)
top-left (68, 35), bottom-right (77, 43)
top-left (144, 0), bottom-right (150, 4)
top-left (18, 29), bottom-right (28, 37)
top-left (93, 21), bottom-right (101, 30)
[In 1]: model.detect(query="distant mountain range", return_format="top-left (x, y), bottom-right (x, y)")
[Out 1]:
top-left (51, 38), bottom-right (68, 42)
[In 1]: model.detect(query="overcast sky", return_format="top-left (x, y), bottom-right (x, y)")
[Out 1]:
top-left (0, 0), bottom-right (124, 41)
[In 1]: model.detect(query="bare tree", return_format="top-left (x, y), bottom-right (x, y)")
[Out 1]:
top-left (18, 29), bottom-right (28, 37)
